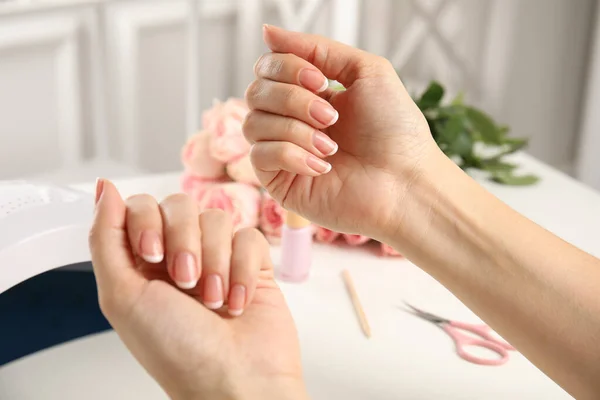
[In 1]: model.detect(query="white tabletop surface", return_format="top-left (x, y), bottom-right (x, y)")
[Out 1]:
top-left (2, 153), bottom-right (599, 399)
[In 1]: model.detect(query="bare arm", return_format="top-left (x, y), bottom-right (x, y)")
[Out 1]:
top-left (384, 154), bottom-right (600, 399)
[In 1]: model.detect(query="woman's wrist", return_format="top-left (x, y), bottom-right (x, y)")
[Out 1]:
top-left (380, 151), bottom-right (508, 273)
top-left (215, 375), bottom-right (309, 400)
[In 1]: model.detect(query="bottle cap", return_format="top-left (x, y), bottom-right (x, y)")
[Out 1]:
top-left (285, 211), bottom-right (311, 229)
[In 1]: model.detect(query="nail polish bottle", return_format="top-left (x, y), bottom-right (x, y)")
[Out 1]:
top-left (279, 211), bottom-right (313, 282)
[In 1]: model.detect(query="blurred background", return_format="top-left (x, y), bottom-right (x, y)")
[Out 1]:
top-left (0, 0), bottom-right (599, 190)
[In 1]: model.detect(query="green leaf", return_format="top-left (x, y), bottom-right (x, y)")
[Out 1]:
top-left (502, 137), bottom-right (528, 152)
top-left (462, 154), bottom-right (483, 169)
top-left (329, 80), bottom-right (346, 91)
top-left (490, 137), bottom-right (529, 160)
top-left (480, 159), bottom-right (518, 172)
top-left (490, 171), bottom-right (539, 186)
top-left (465, 107), bottom-right (503, 144)
top-left (451, 92), bottom-right (465, 106)
top-left (448, 130), bottom-right (473, 157)
top-left (417, 81), bottom-right (445, 110)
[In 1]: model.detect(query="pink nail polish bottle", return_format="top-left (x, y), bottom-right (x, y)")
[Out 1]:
top-left (279, 211), bottom-right (313, 282)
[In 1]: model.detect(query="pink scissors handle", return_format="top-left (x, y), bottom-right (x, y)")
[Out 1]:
top-left (444, 322), bottom-right (514, 366)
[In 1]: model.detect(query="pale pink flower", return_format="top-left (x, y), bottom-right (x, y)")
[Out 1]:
top-left (203, 98), bottom-right (251, 163)
top-left (259, 192), bottom-right (284, 244)
top-left (381, 243), bottom-right (403, 257)
top-left (227, 153), bottom-right (261, 187)
top-left (180, 130), bottom-right (226, 179)
top-left (315, 227), bottom-right (341, 243)
top-left (343, 234), bottom-right (371, 246)
top-left (198, 182), bottom-right (260, 231)
top-left (181, 173), bottom-right (228, 202)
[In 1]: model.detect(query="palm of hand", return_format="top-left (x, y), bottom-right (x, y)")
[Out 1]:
top-left (123, 265), bottom-right (302, 399)
top-left (271, 76), bottom-right (432, 238)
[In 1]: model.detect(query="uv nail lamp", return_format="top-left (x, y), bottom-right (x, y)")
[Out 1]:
top-left (0, 181), bottom-right (94, 294)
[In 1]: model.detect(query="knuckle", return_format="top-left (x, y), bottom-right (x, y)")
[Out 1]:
top-left (161, 192), bottom-right (194, 209)
top-left (249, 143), bottom-right (261, 162)
top-left (282, 85), bottom-right (297, 109)
top-left (234, 227), bottom-right (265, 245)
top-left (254, 53), bottom-right (285, 79)
top-left (244, 79), bottom-right (264, 105)
top-left (242, 111), bottom-right (257, 139)
top-left (200, 208), bottom-right (231, 226)
top-left (277, 143), bottom-right (293, 161)
top-left (244, 80), bottom-right (258, 103)
top-left (284, 118), bottom-right (300, 138)
top-left (374, 55), bottom-right (394, 71)
top-left (126, 193), bottom-right (154, 204)
top-left (253, 53), bottom-right (268, 76)
top-left (267, 58), bottom-right (285, 78)
top-left (125, 194), bottom-right (156, 211)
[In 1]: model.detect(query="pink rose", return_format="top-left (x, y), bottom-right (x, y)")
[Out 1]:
top-left (381, 243), bottom-right (403, 257)
top-left (259, 192), bottom-right (284, 243)
top-left (203, 98), bottom-right (251, 163)
top-left (227, 154), bottom-right (261, 187)
top-left (315, 227), bottom-right (340, 243)
top-left (181, 173), bottom-right (228, 202)
top-left (181, 130), bottom-right (226, 178)
top-left (343, 234), bottom-right (371, 246)
top-left (198, 182), bottom-right (260, 231)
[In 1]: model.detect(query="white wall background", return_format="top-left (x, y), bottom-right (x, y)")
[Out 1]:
top-left (0, 0), bottom-right (598, 188)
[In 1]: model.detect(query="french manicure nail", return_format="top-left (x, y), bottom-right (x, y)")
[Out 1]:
top-left (309, 100), bottom-right (339, 126)
top-left (94, 178), bottom-right (104, 205)
top-left (228, 284), bottom-right (246, 317)
top-left (173, 253), bottom-right (198, 289)
top-left (313, 131), bottom-right (338, 156)
top-left (204, 274), bottom-right (224, 310)
top-left (140, 231), bottom-right (164, 264)
top-left (306, 155), bottom-right (332, 174)
top-left (299, 69), bottom-right (329, 93)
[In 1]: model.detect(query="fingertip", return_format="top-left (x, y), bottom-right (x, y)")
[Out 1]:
top-left (175, 280), bottom-right (198, 290)
top-left (227, 284), bottom-right (246, 317)
top-left (262, 24), bottom-right (275, 49)
top-left (306, 155), bottom-right (332, 175)
top-left (95, 177), bottom-right (105, 204)
top-left (142, 253), bottom-right (164, 264)
top-left (228, 308), bottom-right (244, 317)
top-left (204, 300), bottom-right (225, 310)
top-left (316, 77), bottom-right (330, 93)
top-left (94, 179), bottom-right (126, 228)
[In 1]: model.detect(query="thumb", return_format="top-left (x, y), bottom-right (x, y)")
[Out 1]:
top-left (262, 24), bottom-right (375, 87)
top-left (89, 179), bottom-right (145, 315)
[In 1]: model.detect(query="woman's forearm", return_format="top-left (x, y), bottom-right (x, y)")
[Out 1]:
top-left (388, 155), bottom-right (600, 399)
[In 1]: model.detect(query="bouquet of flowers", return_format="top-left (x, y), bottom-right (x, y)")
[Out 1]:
top-left (180, 97), bottom-right (402, 257)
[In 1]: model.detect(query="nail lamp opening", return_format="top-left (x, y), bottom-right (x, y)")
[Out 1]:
top-left (0, 181), bottom-right (94, 294)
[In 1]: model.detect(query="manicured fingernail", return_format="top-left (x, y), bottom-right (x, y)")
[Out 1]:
top-left (139, 231), bottom-right (164, 264)
top-left (228, 284), bottom-right (246, 317)
top-left (313, 131), bottom-right (338, 156)
top-left (94, 178), bottom-right (104, 205)
top-left (306, 155), bottom-right (332, 174)
top-left (173, 253), bottom-right (198, 289)
top-left (309, 100), bottom-right (339, 126)
top-left (203, 274), bottom-right (224, 310)
top-left (299, 69), bottom-right (329, 93)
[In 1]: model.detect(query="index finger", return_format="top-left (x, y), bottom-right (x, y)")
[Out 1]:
top-left (262, 24), bottom-right (371, 86)
top-left (254, 52), bottom-right (329, 93)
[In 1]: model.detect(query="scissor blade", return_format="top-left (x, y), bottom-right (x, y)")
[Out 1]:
top-left (402, 302), bottom-right (447, 324)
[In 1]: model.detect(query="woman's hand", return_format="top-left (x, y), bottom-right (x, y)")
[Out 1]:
top-left (89, 180), bottom-right (307, 400)
top-left (244, 25), bottom-right (441, 240)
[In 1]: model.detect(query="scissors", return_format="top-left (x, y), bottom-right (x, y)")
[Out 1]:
top-left (403, 302), bottom-right (516, 366)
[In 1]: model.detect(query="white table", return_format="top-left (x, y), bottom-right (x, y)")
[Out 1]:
top-left (1, 153), bottom-right (599, 399)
